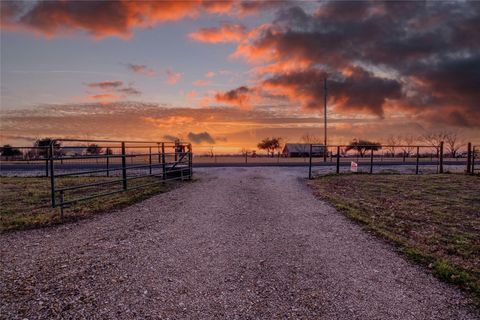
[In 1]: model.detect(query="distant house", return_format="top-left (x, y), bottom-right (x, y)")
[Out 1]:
top-left (282, 144), bottom-right (326, 157)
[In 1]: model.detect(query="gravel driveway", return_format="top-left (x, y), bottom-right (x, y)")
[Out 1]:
top-left (0, 167), bottom-right (477, 319)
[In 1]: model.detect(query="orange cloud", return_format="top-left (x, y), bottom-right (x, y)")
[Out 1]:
top-left (1, 1), bottom-right (201, 39)
top-left (202, 0), bottom-right (235, 14)
top-left (166, 69), bottom-right (182, 85)
top-left (87, 93), bottom-right (119, 104)
top-left (189, 24), bottom-right (246, 43)
top-left (1, 1), bottom-right (284, 39)
top-left (205, 71), bottom-right (216, 78)
top-left (2, 102), bottom-right (479, 149)
top-left (143, 116), bottom-right (195, 128)
top-left (187, 90), bottom-right (197, 98)
top-left (194, 79), bottom-right (210, 87)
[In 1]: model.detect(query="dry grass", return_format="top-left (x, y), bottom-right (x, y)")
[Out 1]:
top-left (0, 176), bottom-right (177, 232)
top-left (309, 173), bottom-right (480, 301)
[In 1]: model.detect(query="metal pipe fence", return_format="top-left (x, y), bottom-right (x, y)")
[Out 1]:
top-left (44, 139), bottom-right (192, 217)
top-left (307, 142), bottom-right (480, 179)
top-left (469, 144), bottom-right (478, 174)
top-left (308, 142), bottom-right (448, 179)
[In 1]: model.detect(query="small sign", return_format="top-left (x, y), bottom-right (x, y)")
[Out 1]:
top-left (351, 161), bottom-right (358, 172)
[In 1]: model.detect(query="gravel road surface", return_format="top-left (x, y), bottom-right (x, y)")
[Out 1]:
top-left (0, 167), bottom-right (477, 319)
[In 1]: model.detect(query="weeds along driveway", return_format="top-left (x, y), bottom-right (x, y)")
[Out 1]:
top-left (0, 167), bottom-right (478, 319)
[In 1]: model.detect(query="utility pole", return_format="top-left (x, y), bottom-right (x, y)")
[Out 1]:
top-left (324, 78), bottom-right (327, 162)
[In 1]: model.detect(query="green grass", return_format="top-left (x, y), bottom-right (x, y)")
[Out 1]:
top-left (309, 174), bottom-right (480, 303)
top-left (0, 175), bottom-right (180, 232)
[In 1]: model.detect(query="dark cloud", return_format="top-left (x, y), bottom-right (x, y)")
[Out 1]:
top-left (187, 132), bottom-right (215, 144)
top-left (117, 86), bottom-right (141, 96)
top-left (229, 1), bottom-right (480, 126)
top-left (215, 86), bottom-right (253, 107)
top-left (163, 135), bottom-right (180, 142)
top-left (263, 67), bottom-right (401, 117)
top-left (86, 80), bottom-right (141, 97)
top-left (238, 0), bottom-right (293, 16)
top-left (127, 64), bottom-right (156, 76)
top-left (86, 81), bottom-right (123, 90)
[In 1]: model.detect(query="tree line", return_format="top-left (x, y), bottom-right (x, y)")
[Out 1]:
top-left (0, 138), bottom-right (112, 159)
top-left (254, 130), bottom-right (466, 158)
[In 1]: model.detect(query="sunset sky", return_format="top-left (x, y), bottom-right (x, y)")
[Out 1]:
top-left (1, 0), bottom-right (479, 151)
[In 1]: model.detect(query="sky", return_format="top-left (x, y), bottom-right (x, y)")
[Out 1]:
top-left (1, 0), bottom-right (479, 152)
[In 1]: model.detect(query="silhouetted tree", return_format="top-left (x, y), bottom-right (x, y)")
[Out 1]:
top-left (386, 135), bottom-right (399, 157)
top-left (86, 144), bottom-right (103, 155)
top-left (345, 139), bottom-right (382, 158)
top-left (421, 130), bottom-right (463, 158)
top-left (257, 137), bottom-right (282, 157)
top-left (399, 135), bottom-right (416, 157)
top-left (444, 130), bottom-right (464, 158)
top-left (0, 145), bottom-right (22, 158)
top-left (33, 138), bottom-right (62, 157)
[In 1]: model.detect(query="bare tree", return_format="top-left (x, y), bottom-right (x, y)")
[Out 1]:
top-left (422, 131), bottom-right (448, 149)
top-left (386, 135), bottom-right (399, 157)
top-left (301, 132), bottom-right (323, 144)
top-left (422, 131), bottom-right (445, 159)
top-left (399, 135), bottom-right (416, 157)
top-left (444, 130), bottom-right (464, 158)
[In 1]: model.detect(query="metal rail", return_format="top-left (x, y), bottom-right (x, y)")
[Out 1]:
top-left (47, 139), bottom-right (192, 217)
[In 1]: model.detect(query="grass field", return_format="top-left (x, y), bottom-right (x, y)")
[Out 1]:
top-left (309, 173), bottom-right (480, 302)
top-left (0, 176), bottom-right (177, 232)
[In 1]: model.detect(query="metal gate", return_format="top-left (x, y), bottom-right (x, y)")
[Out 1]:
top-left (48, 139), bottom-right (192, 216)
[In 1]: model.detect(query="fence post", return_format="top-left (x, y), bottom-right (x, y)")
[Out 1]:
top-left (188, 144), bottom-right (193, 180)
top-left (106, 155), bottom-right (110, 177)
top-left (416, 146), bottom-right (420, 174)
top-left (45, 148), bottom-right (49, 177)
top-left (161, 142), bottom-right (166, 180)
top-left (149, 147), bottom-right (152, 175)
top-left (121, 142), bottom-right (127, 190)
top-left (466, 142), bottom-right (472, 174)
top-left (370, 148), bottom-right (374, 174)
top-left (49, 144), bottom-right (55, 207)
top-left (336, 146), bottom-right (340, 174)
top-left (308, 144), bottom-right (313, 179)
top-left (245, 152), bottom-right (248, 164)
top-left (174, 142), bottom-right (178, 162)
top-left (439, 141), bottom-right (444, 173)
